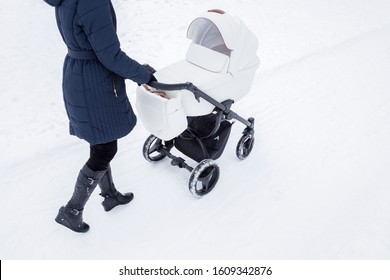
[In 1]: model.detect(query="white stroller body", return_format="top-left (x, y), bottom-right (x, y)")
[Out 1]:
top-left (136, 10), bottom-right (259, 140)
top-left (136, 10), bottom-right (259, 197)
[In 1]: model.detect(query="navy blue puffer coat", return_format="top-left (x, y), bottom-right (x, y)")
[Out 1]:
top-left (44, 0), bottom-right (152, 145)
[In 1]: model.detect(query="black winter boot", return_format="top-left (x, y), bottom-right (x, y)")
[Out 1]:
top-left (55, 164), bottom-right (106, 233)
top-left (99, 165), bottom-right (134, 212)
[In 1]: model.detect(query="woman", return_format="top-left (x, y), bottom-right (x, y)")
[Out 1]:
top-left (44, 0), bottom-right (156, 233)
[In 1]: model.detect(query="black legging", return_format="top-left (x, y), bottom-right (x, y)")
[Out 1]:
top-left (86, 140), bottom-right (118, 171)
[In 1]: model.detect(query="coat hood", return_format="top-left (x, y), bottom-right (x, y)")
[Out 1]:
top-left (44, 0), bottom-right (63, 6)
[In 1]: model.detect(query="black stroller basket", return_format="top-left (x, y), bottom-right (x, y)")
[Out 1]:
top-left (176, 112), bottom-right (233, 163)
top-left (142, 81), bottom-right (255, 197)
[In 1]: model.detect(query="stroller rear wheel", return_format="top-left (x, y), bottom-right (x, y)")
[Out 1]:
top-left (143, 134), bottom-right (167, 162)
top-left (236, 134), bottom-right (255, 160)
top-left (188, 159), bottom-right (220, 197)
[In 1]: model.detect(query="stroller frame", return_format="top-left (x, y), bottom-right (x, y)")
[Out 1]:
top-left (142, 81), bottom-right (255, 197)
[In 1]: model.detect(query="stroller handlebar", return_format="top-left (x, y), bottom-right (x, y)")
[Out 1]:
top-left (145, 81), bottom-right (254, 129)
top-left (147, 81), bottom-right (196, 92)
top-left (147, 80), bottom-right (224, 112)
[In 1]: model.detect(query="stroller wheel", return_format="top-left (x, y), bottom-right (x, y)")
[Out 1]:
top-left (236, 134), bottom-right (255, 160)
top-left (188, 159), bottom-right (220, 197)
top-left (142, 134), bottom-right (167, 162)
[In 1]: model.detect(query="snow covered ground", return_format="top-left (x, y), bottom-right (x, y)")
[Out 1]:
top-left (1, 0), bottom-right (390, 260)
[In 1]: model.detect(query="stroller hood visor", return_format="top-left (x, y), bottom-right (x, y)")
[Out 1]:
top-left (187, 18), bottom-right (232, 56)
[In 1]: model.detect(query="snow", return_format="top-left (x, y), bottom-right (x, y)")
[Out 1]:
top-left (1, 0), bottom-right (390, 260)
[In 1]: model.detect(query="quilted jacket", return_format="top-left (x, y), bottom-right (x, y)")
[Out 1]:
top-left (44, 0), bottom-right (152, 144)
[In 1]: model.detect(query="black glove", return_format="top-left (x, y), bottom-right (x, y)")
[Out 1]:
top-left (143, 64), bottom-right (157, 86)
top-left (137, 64), bottom-right (157, 86)
top-left (143, 63), bottom-right (156, 74)
top-left (146, 73), bottom-right (157, 86)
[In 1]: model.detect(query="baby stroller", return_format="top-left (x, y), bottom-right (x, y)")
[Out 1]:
top-left (136, 10), bottom-right (259, 197)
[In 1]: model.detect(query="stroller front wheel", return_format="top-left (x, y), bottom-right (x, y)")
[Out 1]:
top-left (236, 134), bottom-right (255, 160)
top-left (188, 159), bottom-right (220, 197)
top-left (142, 134), bottom-right (167, 162)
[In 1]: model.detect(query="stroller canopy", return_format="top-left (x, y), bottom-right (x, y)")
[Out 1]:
top-left (186, 10), bottom-right (259, 73)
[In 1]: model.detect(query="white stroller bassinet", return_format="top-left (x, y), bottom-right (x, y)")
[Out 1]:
top-left (136, 10), bottom-right (259, 140)
top-left (136, 10), bottom-right (259, 197)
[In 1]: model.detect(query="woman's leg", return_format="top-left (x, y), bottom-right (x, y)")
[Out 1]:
top-left (55, 140), bottom-right (118, 233)
top-left (90, 141), bottom-right (134, 211)
top-left (86, 140), bottom-right (118, 171)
